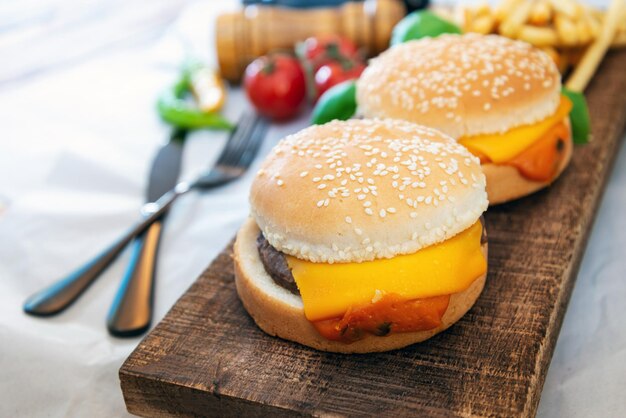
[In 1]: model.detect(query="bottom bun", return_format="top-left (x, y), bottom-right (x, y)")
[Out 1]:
top-left (484, 123), bottom-right (573, 205)
top-left (233, 217), bottom-right (488, 353)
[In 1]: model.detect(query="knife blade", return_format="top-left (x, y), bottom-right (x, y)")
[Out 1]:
top-left (146, 130), bottom-right (186, 201)
top-left (106, 129), bottom-right (186, 337)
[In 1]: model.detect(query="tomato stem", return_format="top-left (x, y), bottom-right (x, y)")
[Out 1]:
top-left (262, 60), bottom-right (275, 75)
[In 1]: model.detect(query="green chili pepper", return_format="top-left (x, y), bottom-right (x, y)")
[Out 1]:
top-left (311, 80), bottom-right (357, 125)
top-left (562, 87), bottom-right (591, 144)
top-left (390, 10), bottom-right (461, 46)
top-left (156, 61), bottom-right (233, 131)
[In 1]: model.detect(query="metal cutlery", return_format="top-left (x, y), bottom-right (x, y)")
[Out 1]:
top-left (106, 129), bottom-right (186, 337)
top-left (23, 113), bottom-right (268, 320)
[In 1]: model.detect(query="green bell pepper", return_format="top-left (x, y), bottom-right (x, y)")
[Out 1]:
top-left (156, 60), bottom-right (233, 131)
top-left (390, 10), bottom-right (461, 46)
top-left (311, 80), bottom-right (357, 125)
top-left (562, 87), bottom-right (591, 144)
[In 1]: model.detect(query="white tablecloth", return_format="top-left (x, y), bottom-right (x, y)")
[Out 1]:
top-left (0, 1), bottom-right (624, 417)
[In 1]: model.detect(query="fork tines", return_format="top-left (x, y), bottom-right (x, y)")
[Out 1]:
top-left (217, 113), bottom-right (268, 168)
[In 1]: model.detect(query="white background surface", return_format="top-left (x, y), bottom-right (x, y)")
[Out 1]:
top-left (0, 1), bottom-right (624, 417)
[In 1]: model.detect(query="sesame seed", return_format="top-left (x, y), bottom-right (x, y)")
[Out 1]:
top-left (264, 118), bottom-right (485, 242)
top-left (358, 34), bottom-right (558, 131)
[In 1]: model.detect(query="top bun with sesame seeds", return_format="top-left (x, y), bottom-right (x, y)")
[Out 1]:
top-left (356, 34), bottom-right (562, 139)
top-left (249, 118), bottom-right (488, 264)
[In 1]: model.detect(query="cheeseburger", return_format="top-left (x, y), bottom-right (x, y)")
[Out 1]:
top-left (234, 119), bottom-right (488, 353)
top-left (357, 34), bottom-right (572, 205)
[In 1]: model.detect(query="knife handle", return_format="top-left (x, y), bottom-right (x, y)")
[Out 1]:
top-left (107, 219), bottom-right (163, 337)
top-left (23, 182), bottom-right (188, 318)
top-left (23, 233), bottom-right (134, 316)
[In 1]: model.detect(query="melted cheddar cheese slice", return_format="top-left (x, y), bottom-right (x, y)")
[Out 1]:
top-left (286, 222), bottom-right (486, 322)
top-left (459, 96), bottom-right (572, 164)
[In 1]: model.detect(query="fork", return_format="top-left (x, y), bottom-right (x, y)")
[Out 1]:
top-left (23, 113), bottom-right (269, 317)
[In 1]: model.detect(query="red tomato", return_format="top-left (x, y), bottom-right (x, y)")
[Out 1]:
top-left (314, 60), bottom-right (365, 100)
top-left (244, 54), bottom-right (307, 120)
top-left (301, 35), bottom-right (359, 70)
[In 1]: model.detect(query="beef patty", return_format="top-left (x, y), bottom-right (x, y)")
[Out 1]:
top-left (257, 217), bottom-right (487, 296)
top-left (257, 233), bottom-right (299, 295)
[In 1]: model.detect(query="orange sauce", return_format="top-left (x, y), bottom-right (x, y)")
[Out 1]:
top-left (508, 121), bottom-right (569, 182)
top-left (312, 293), bottom-right (450, 343)
top-left (473, 121), bottom-right (570, 182)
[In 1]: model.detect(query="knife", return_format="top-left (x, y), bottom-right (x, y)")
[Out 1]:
top-left (106, 129), bottom-right (186, 337)
top-left (22, 130), bottom-right (187, 317)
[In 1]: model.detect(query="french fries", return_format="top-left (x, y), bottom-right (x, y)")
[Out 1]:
top-left (518, 25), bottom-right (559, 46)
top-left (555, 14), bottom-right (579, 45)
top-left (471, 15), bottom-right (497, 35)
top-left (550, 0), bottom-right (582, 19)
top-left (440, 0), bottom-right (626, 76)
top-left (567, 0), bottom-right (624, 91)
top-left (499, 1), bottom-right (533, 37)
top-left (529, 1), bottom-right (552, 26)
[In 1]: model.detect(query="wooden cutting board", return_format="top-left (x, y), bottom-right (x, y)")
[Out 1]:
top-left (119, 49), bottom-right (626, 417)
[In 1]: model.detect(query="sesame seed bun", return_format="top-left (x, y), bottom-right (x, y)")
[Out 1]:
top-left (250, 119), bottom-right (488, 263)
top-left (234, 217), bottom-right (487, 353)
top-left (356, 34), bottom-right (562, 139)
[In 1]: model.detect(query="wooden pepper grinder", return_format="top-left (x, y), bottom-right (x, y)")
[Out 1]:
top-left (216, 0), bottom-right (406, 83)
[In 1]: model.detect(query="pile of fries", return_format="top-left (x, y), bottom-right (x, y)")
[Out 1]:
top-left (435, 0), bottom-right (626, 74)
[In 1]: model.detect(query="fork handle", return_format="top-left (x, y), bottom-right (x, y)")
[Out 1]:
top-left (23, 184), bottom-right (190, 317)
top-left (23, 233), bottom-right (134, 316)
top-left (107, 219), bottom-right (163, 337)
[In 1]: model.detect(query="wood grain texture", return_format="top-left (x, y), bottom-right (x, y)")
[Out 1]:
top-left (119, 49), bottom-right (626, 418)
